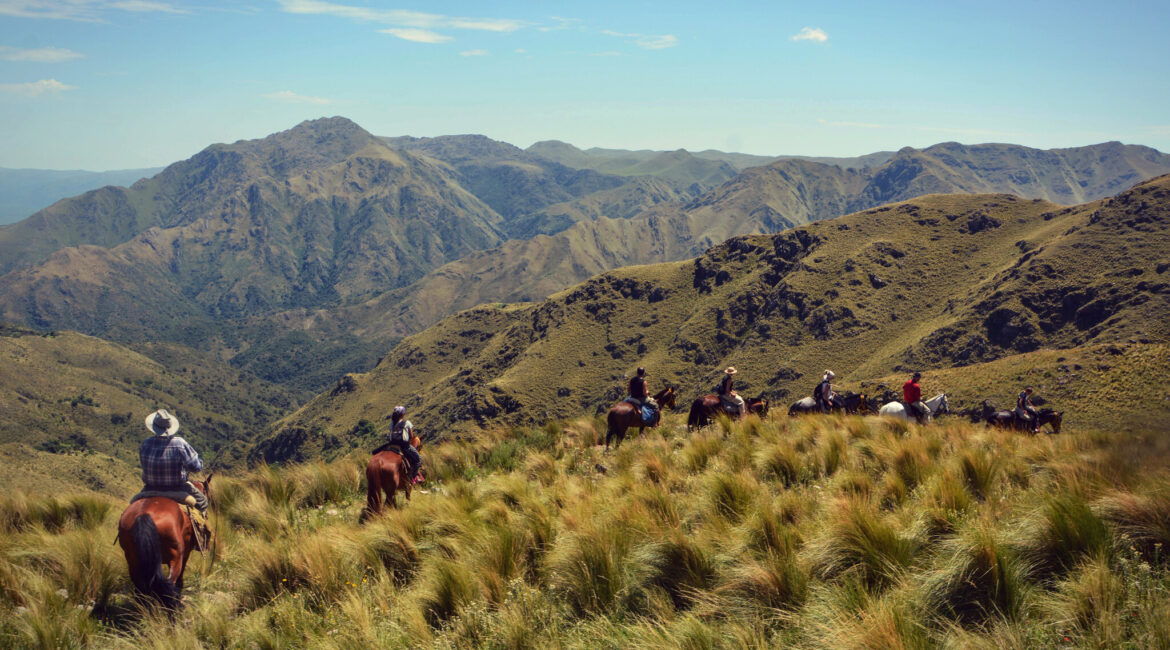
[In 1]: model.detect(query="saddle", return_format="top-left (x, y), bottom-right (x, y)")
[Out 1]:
top-left (127, 490), bottom-right (210, 552)
top-left (372, 443), bottom-right (418, 475)
top-left (130, 489), bottom-right (198, 508)
top-left (719, 396), bottom-right (741, 415)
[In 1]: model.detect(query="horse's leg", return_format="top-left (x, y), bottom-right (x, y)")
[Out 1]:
top-left (174, 545), bottom-right (193, 592)
top-left (385, 471), bottom-right (397, 509)
top-left (362, 464), bottom-right (381, 523)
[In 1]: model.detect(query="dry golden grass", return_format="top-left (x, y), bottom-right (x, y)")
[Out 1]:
top-left (2, 410), bottom-right (1170, 648)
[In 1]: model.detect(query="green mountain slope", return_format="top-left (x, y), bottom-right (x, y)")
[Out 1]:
top-left (255, 175), bottom-right (1170, 459)
top-left (0, 325), bottom-right (297, 497)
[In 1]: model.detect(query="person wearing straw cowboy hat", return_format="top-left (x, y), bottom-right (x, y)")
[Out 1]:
top-left (130, 409), bottom-right (210, 542)
top-left (716, 366), bottom-right (746, 415)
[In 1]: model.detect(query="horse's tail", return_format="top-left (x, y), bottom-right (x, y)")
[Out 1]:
top-left (130, 514), bottom-right (180, 608)
top-left (687, 399), bottom-right (703, 429)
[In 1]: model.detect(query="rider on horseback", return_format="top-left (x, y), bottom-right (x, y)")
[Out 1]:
top-left (815, 371), bottom-right (842, 413)
top-left (373, 406), bottom-right (423, 482)
top-left (1015, 387), bottom-right (1040, 434)
top-left (903, 372), bottom-right (927, 424)
top-left (626, 367), bottom-right (658, 414)
top-left (718, 367), bottom-right (746, 415)
top-left (131, 409), bottom-right (210, 547)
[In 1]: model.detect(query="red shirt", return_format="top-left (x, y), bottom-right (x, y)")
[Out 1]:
top-left (903, 380), bottom-right (921, 403)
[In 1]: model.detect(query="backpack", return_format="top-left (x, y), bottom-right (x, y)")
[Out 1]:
top-left (813, 380), bottom-right (828, 401)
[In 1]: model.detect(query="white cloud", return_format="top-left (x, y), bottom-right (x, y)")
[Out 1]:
top-left (278, 1), bottom-right (522, 32)
top-left (459, 49), bottom-right (489, 57)
top-left (0, 1), bottom-right (186, 21)
top-left (380, 28), bottom-right (451, 43)
top-left (0, 78), bottom-right (77, 96)
top-left (538, 16), bottom-right (580, 32)
top-left (0, 45), bottom-right (84, 62)
top-left (263, 90), bottom-right (331, 105)
top-left (790, 27), bottom-right (828, 43)
top-left (513, 48), bottom-right (526, 54)
top-left (107, 1), bottom-right (185, 12)
top-left (791, 27), bottom-right (828, 43)
top-left (603, 30), bottom-right (678, 50)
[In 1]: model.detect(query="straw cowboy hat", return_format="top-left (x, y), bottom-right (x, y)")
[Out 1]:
top-left (145, 408), bottom-right (180, 436)
top-left (725, 367), bottom-right (738, 375)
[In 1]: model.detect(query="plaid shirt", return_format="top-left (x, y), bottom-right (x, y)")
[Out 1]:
top-left (139, 435), bottom-right (203, 488)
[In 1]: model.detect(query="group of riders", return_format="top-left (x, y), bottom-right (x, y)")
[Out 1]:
top-left (125, 369), bottom-right (1047, 579)
top-left (625, 365), bottom-right (1048, 433)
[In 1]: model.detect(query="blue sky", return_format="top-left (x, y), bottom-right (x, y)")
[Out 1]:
top-left (1, 0), bottom-right (1167, 169)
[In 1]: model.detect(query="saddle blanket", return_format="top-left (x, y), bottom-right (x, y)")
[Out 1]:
top-left (130, 489), bottom-right (197, 507)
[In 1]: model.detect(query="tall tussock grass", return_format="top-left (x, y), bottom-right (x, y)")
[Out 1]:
top-left (2, 413), bottom-right (1169, 647)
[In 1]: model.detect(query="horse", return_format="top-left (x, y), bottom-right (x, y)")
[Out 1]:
top-left (361, 434), bottom-right (423, 522)
top-left (685, 394), bottom-right (770, 429)
top-left (878, 393), bottom-right (950, 423)
top-left (982, 400), bottom-right (1063, 433)
top-left (787, 392), bottom-right (870, 416)
top-left (116, 477), bottom-right (211, 609)
top-left (605, 387), bottom-right (678, 450)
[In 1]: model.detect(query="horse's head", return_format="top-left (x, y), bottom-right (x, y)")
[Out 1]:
top-left (657, 386), bottom-right (678, 411)
top-left (1050, 412), bottom-right (1062, 434)
top-left (937, 394), bottom-right (950, 415)
top-left (746, 396), bottom-right (769, 416)
top-left (192, 474), bottom-right (212, 507)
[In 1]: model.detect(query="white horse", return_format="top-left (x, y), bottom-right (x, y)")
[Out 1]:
top-left (878, 393), bottom-right (949, 423)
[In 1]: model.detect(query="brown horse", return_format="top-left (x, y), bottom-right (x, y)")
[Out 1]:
top-left (116, 477), bottom-right (211, 609)
top-left (605, 387), bottom-right (677, 450)
top-left (361, 434), bottom-right (423, 522)
top-left (982, 400), bottom-right (1063, 433)
top-left (686, 394), bottom-right (770, 429)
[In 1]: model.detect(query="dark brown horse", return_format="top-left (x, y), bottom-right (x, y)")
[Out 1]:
top-left (787, 392), bottom-right (870, 416)
top-left (116, 477), bottom-right (211, 609)
top-left (361, 434), bottom-right (423, 521)
top-left (686, 394), bottom-right (770, 429)
top-left (982, 400), bottom-right (1063, 433)
top-left (605, 387), bottom-right (677, 450)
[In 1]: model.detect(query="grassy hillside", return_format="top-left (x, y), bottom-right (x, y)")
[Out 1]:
top-left (3, 412), bottom-right (1168, 648)
top-left (257, 176), bottom-right (1170, 458)
top-left (0, 325), bottom-right (297, 498)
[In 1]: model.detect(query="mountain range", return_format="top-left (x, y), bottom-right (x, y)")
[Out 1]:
top-left (252, 174), bottom-right (1170, 461)
top-left (1, 117), bottom-right (1168, 398)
